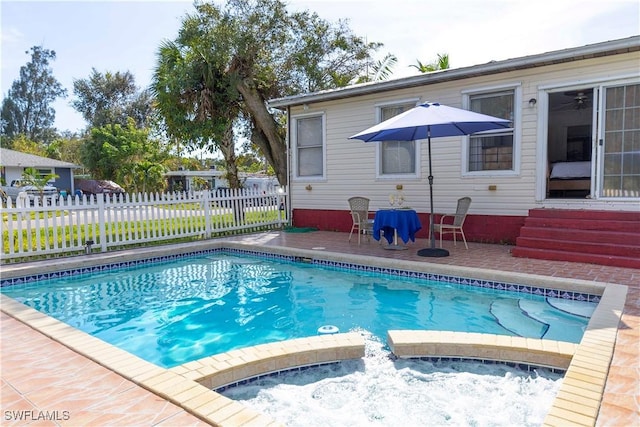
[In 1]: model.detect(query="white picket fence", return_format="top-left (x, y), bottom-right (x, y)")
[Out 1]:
top-left (1, 188), bottom-right (288, 262)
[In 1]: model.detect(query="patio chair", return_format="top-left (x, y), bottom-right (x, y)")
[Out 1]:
top-left (348, 196), bottom-right (375, 245)
top-left (429, 197), bottom-right (472, 249)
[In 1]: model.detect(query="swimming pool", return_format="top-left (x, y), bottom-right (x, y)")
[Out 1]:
top-left (1, 249), bottom-right (596, 368)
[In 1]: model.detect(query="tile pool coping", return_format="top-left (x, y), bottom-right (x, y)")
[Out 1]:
top-left (0, 240), bottom-right (627, 426)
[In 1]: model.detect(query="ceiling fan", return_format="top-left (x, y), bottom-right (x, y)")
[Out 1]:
top-left (564, 90), bottom-right (591, 110)
top-left (550, 90), bottom-right (592, 111)
top-left (572, 92), bottom-right (589, 109)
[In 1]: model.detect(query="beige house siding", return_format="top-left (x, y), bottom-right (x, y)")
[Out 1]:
top-left (287, 49), bottom-right (640, 217)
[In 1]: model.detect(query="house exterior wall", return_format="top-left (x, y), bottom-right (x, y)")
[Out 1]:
top-left (284, 50), bottom-right (640, 243)
top-left (2, 167), bottom-right (26, 186)
top-left (3, 166), bottom-right (73, 193)
top-left (53, 168), bottom-right (73, 193)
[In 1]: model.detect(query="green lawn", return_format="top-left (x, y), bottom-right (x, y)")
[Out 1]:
top-left (2, 209), bottom-right (283, 257)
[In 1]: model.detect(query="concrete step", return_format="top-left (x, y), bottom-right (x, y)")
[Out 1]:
top-left (523, 217), bottom-right (639, 233)
top-left (511, 247), bottom-right (640, 269)
top-left (527, 209), bottom-right (640, 222)
top-left (513, 209), bottom-right (640, 268)
top-left (518, 227), bottom-right (640, 246)
top-left (515, 236), bottom-right (640, 258)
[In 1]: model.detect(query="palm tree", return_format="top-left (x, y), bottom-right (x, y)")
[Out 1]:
top-left (410, 53), bottom-right (450, 73)
top-left (20, 167), bottom-right (58, 204)
top-left (357, 53), bottom-right (398, 83)
top-left (132, 161), bottom-right (167, 194)
top-left (152, 40), bottom-right (242, 189)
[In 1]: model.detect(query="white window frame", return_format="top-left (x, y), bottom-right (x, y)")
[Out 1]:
top-left (291, 112), bottom-right (326, 181)
top-left (35, 168), bottom-right (54, 176)
top-left (462, 84), bottom-right (521, 177)
top-left (375, 98), bottom-right (421, 180)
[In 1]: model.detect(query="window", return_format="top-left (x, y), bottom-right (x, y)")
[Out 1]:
top-left (294, 115), bottom-right (324, 178)
top-left (467, 91), bottom-right (515, 172)
top-left (379, 103), bottom-right (418, 176)
top-left (36, 168), bottom-right (53, 178)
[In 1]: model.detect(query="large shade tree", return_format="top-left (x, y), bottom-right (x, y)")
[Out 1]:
top-left (81, 119), bottom-right (170, 193)
top-left (46, 132), bottom-right (85, 165)
top-left (153, 0), bottom-right (382, 185)
top-left (0, 46), bottom-right (67, 144)
top-left (72, 68), bottom-right (153, 129)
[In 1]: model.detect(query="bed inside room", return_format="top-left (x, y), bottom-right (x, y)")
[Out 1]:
top-left (548, 160), bottom-right (591, 197)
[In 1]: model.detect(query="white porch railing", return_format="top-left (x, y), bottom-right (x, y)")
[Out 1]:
top-left (1, 188), bottom-right (288, 262)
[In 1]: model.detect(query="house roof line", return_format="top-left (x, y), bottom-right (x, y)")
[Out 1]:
top-left (0, 148), bottom-right (79, 168)
top-left (268, 35), bottom-right (640, 109)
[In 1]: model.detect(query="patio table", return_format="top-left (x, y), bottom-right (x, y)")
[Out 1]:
top-left (373, 208), bottom-right (422, 250)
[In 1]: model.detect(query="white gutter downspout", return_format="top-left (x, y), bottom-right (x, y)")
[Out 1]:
top-left (286, 107), bottom-right (293, 225)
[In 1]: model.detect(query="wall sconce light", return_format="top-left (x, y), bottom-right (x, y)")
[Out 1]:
top-left (305, 184), bottom-right (312, 191)
top-left (528, 98), bottom-right (537, 107)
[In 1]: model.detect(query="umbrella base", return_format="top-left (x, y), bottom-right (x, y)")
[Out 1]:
top-left (417, 247), bottom-right (450, 257)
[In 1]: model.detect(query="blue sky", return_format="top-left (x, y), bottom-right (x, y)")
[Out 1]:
top-left (2, 0), bottom-right (639, 134)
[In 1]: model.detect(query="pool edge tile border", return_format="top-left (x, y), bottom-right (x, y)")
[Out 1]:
top-left (1, 241), bottom-right (606, 303)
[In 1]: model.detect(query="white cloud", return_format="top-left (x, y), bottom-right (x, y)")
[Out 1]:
top-left (0, 26), bottom-right (23, 44)
top-left (292, 0), bottom-right (639, 76)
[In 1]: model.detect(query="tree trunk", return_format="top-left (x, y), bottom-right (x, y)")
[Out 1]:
top-left (219, 123), bottom-right (241, 188)
top-left (235, 78), bottom-right (288, 186)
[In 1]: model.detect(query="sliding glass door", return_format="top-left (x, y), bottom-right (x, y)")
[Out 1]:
top-left (600, 83), bottom-right (640, 198)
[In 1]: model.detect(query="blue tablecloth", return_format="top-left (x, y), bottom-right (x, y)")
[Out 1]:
top-left (373, 209), bottom-right (422, 244)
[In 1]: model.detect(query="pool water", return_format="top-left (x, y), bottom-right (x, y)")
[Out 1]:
top-left (1, 252), bottom-right (595, 368)
top-left (223, 334), bottom-right (562, 427)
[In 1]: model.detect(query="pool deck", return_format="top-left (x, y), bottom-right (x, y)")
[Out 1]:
top-left (1, 230), bottom-right (638, 426)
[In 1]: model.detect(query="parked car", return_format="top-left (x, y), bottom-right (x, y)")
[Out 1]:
top-left (74, 179), bottom-right (125, 200)
top-left (1, 179), bottom-right (59, 205)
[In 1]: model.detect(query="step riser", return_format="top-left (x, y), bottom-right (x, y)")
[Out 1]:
top-left (527, 209), bottom-right (640, 222)
top-left (516, 237), bottom-right (640, 257)
top-left (524, 218), bottom-right (639, 232)
top-left (519, 228), bottom-right (640, 246)
top-left (511, 247), bottom-right (640, 269)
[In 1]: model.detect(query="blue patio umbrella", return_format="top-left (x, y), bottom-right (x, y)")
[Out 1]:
top-left (349, 102), bottom-right (511, 257)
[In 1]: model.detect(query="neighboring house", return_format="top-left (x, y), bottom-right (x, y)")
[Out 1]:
top-left (165, 169), bottom-right (226, 192)
top-left (268, 36), bottom-right (640, 246)
top-left (0, 148), bottom-right (79, 193)
top-left (166, 169), bottom-right (280, 193)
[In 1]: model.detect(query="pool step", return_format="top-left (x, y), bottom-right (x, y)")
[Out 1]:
top-left (519, 299), bottom-right (589, 343)
top-left (546, 297), bottom-right (596, 319)
top-left (490, 299), bottom-right (548, 338)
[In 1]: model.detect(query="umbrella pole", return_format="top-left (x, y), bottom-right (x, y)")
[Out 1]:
top-left (418, 128), bottom-right (449, 257)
